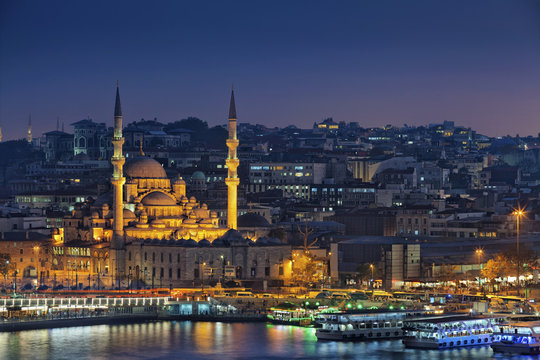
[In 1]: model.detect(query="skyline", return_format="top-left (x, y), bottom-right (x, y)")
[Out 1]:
top-left (1, 0), bottom-right (540, 140)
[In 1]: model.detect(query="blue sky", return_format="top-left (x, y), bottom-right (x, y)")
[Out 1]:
top-left (1, 0), bottom-right (539, 139)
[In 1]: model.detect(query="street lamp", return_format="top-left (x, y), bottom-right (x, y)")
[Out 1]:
top-left (475, 248), bottom-right (483, 290)
top-left (33, 245), bottom-right (39, 285)
top-left (513, 208), bottom-right (525, 295)
top-left (369, 264), bottom-right (374, 300)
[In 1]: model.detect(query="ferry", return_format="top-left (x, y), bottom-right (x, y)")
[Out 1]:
top-left (491, 321), bottom-right (540, 355)
top-left (315, 311), bottom-right (422, 341)
top-left (402, 314), bottom-right (503, 349)
top-left (267, 305), bottom-right (313, 326)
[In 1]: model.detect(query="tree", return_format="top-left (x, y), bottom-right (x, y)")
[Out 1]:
top-left (0, 253), bottom-right (16, 280)
top-left (438, 264), bottom-right (458, 285)
top-left (291, 222), bottom-right (328, 287)
top-left (355, 263), bottom-right (378, 287)
top-left (196, 126), bottom-right (227, 149)
top-left (481, 254), bottom-right (514, 293)
top-left (267, 227), bottom-right (287, 243)
top-left (164, 117), bottom-right (208, 133)
top-left (504, 244), bottom-right (537, 277)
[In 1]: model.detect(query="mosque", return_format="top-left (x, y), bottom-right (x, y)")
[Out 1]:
top-left (56, 85), bottom-right (292, 288)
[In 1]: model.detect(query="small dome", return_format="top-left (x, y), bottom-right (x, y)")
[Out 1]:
top-left (173, 177), bottom-right (185, 185)
top-left (123, 209), bottom-right (136, 219)
top-left (220, 229), bottom-right (251, 245)
top-left (125, 157), bottom-right (167, 179)
top-left (184, 239), bottom-right (198, 247)
top-left (198, 239), bottom-right (211, 247)
top-left (141, 191), bottom-right (177, 206)
top-left (238, 213), bottom-right (271, 228)
top-left (192, 171), bottom-right (206, 181)
top-left (151, 219), bottom-right (166, 228)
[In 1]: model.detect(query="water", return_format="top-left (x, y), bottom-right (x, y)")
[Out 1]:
top-left (0, 322), bottom-right (530, 359)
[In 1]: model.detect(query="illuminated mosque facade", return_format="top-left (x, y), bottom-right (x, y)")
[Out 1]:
top-left (55, 85), bottom-right (292, 288)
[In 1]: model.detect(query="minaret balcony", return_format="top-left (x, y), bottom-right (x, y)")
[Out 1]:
top-left (226, 139), bottom-right (239, 148)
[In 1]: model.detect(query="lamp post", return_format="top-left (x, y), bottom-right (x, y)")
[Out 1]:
top-left (33, 245), bottom-right (40, 286)
top-left (513, 209), bottom-right (524, 296)
top-left (4, 260), bottom-right (9, 290)
top-left (369, 264), bottom-right (374, 300)
top-left (475, 248), bottom-right (483, 291)
top-left (128, 268), bottom-right (132, 293)
top-left (369, 264), bottom-right (374, 287)
top-left (220, 255), bottom-right (225, 285)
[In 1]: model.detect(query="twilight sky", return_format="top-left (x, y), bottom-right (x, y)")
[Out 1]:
top-left (1, 0), bottom-right (539, 140)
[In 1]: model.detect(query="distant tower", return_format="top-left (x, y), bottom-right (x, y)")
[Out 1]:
top-left (0, 121), bottom-right (2, 143)
top-left (56, 117), bottom-right (60, 131)
top-left (27, 115), bottom-right (32, 143)
top-left (225, 87), bottom-right (240, 229)
top-left (111, 83), bottom-right (125, 248)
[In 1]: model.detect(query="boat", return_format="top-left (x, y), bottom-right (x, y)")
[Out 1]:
top-left (491, 321), bottom-right (540, 355)
top-left (267, 305), bottom-right (314, 326)
top-left (315, 311), bottom-right (421, 341)
top-left (402, 314), bottom-right (504, 349)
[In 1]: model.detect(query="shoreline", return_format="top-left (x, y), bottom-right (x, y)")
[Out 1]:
top-left (0, 313), bottom-right (267, 332)
top-left (0, 314), bottom-right (158, 332)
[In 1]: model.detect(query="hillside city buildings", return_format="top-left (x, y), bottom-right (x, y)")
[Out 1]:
top-left (0, 90), bottom-right (539, 291)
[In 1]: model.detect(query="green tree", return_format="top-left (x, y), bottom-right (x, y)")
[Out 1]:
top-left (165, 117), bottom-right (208, 133)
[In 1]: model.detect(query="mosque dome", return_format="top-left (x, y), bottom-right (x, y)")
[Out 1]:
top-left (141, 191), bottom-right (177, 206)
top-left (151, 219), bottom-right (166, 228)
top-left (123, 209), bottom-right (136, 219)
top-left (238, 213), bottom-right (271, 228)
top-left (192, 171), bottom-right (206, 181)
top-left (173, 177), bottom-right (186, 185)
top-left (220, 229), bottom-right (251, 246)
top-left (125, 157), bottom-right (167, 179)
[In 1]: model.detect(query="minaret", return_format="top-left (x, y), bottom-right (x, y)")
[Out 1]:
top-left (27, 115), bottom-right (32, 143)
top-left (56, 117), bottom-right (60, 131)
top-left (111, 82), bottom-right (125, 249)
top-left (225, 87), bottom-right (240, 229)
top-left (0, 121), bottom-right (2, 143)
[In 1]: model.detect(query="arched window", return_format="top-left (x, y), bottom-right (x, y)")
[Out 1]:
top-left (79, 137), bottom-right (86, 148)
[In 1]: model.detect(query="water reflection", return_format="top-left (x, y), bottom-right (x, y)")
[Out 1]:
top-left (0, 322), bottom-right (526, 360)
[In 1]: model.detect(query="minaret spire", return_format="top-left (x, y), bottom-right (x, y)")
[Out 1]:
top-left (114, 80), bottom-right (122, 118)
top-left (110, 81), bottom-right (126, 288)
top-left (138, 140), bottom-right (145, 156)
top-left (56, 117), bottom-right (60, 131)
top-left (27, 114), bottom-right (32, 143)
top-left (228, 85), bottom-right (237, 120)
top-left (111, 81), bottom-right (125, 247)
top-left (225, 87), bottom-right (239, 229)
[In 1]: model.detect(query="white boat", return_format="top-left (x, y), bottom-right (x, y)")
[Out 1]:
top-left (315, 311), bottom-right (420, 341)
top-left (402, 315), bottom-right (504, 349)
top-left (491, 321), bottom-right (540, 355)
